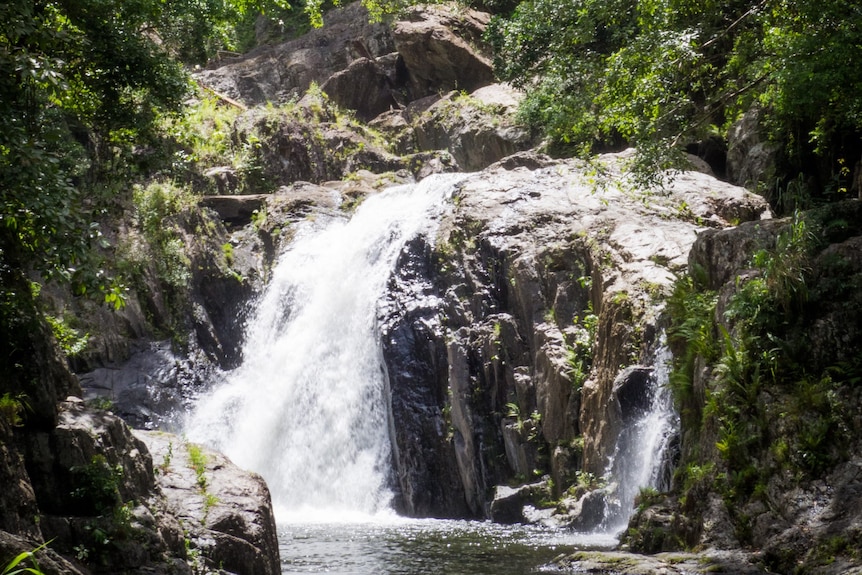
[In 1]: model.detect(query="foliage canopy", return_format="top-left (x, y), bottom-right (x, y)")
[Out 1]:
top-left (487, 0), bottom-right (862, 196)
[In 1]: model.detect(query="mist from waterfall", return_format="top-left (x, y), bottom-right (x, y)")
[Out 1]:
top-left (184, 174), bottom-right (464, 521)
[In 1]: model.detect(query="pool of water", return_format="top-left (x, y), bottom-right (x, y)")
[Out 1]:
top-left (278, 518), bottom-right (618, 575)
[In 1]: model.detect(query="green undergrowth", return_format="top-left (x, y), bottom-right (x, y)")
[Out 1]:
top-left (666, 207), bottom-right (862, 559)
top-left (186, 442), bottom-right (219, 524)
top-left (164, 83), bottom-right (389, 196)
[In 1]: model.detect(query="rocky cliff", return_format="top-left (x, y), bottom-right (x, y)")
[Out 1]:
top-left (0, 264), bottom-right (280, 574)
top-left (8, 2), bottom-right (862, 574)
top-left (379, 150), bottom-right (770, 520)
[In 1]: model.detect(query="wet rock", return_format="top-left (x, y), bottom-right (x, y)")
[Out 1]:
top-left (381, 151), bottom-right (770, 518)
top-left (562, 489), bottom-right (609, 531)
top-left (488, 482), bottom-right (551, 524)
top-left (611, 366), bottom-right (653, 422)
top-left (77, 340), bottom-right (208, 430)
top-left (553, 549), bottom-right (770, 574)
top-left (378, 235), bottom-right (469, 518)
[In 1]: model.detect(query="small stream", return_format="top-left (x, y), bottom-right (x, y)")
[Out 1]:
top-left (278, 518), bottom-right (616, 575)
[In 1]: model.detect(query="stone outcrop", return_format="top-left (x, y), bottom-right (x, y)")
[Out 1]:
top-left (190, 1), bottom-right (519, 183)
top-left (380, 150), bottom-right (771, 519)
top-left (726, 107), bottom-right (778, 190)
top-left (136, 432), bottom-right (280, 575)
top-left (0, 392), bottom-right (282, 575)
top-left (0, 264), bottom-right (280, 574)
top-left (410, 86), bottom-right (531, 171)
top-left (194, 3), bottom-right (395, 105)
top-left (391, 4), bottom-right (495, 100)
top-left (623, 199), bottom-right (862, 573)
top-left (194, 1), bottom-right (497, 115)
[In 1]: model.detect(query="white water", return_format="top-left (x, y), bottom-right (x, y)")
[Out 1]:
top-left (601, 341), bottom-right (679, 534)
top-left (184, 174), bottom-right (465, 521)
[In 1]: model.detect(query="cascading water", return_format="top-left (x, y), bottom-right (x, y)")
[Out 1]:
top-left (184, 174), bottom-right (465, 521)
top-left (600, 340), bottom-right (679, 535)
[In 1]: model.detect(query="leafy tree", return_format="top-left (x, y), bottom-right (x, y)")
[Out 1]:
top-left (488, 0), bottom-right (862, 198)
top-left (0, 1), bottom-right (193, 306)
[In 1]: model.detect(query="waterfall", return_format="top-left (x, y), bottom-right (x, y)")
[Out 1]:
top-left (184, 174), bottom-right (464, 521)
top-left (600, 341), bottom-right (679, 534)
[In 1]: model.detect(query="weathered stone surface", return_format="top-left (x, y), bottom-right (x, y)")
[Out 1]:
top-left (136, 432), bottom-right (281, 575)
top-left (321, 57), bottom-right (399, 121)
top-left (553, 549), bottom-right (770, 574)
top-left (204, 166), bottom-right (240, 195)
top-left (23, 398), bottom-right (155, 517)
top-left (231, 104), bottom-right (402, 192)
top-left (201, 194), bottom-right (267, 226)
top-left (0, 420), bottom-right (41, 541)
top-left (392, 4), bottom-right (495, 100)
top-left (411, 85), bottom-right (532, 171)
top-left (381, 151), bottom-right (771, 518)
top-left (688, 219), bottom-right (783, 290)
top-left (194, 2), bottom-right (395, 105)
top-left (726, 107), bottom-right (778, 190)
top-left (0, 531), bottom-right (88, 575)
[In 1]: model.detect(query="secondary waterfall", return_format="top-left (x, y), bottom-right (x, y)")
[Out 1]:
top-left (185, 174), bottom-right (464, 520)
top-left (601, 341), bottom-right (679, 534)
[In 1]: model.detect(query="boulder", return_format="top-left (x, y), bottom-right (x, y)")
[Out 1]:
top-left (563, 489), bottom-right (608, 531)
top-left (23, 398), bottom-right (155, 518)
top-left (321, 57), bottom-right (399, 121)
top-left (489, 482), bottom-right (551, 524)
top-left (392, 4), bottom-right (495, 100)
top-left (136, 431), bottom-right (280, 575)
top-left (726, 107), bottom-right (779, 190)
top-left (411, 85), bottom-right (532, 171)
top-left (194, 2), bottom-right (395, 105)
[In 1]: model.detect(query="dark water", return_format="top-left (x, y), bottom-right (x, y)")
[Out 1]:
top-left (278, 518), bottom-right (618, 575)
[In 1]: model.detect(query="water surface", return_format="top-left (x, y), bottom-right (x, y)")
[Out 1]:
top-left (278, 518), bottom-right (617, 575)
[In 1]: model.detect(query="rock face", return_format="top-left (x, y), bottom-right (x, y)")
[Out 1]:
top-left (194, 3), bottom-right (395, 105)
top-left (136, 432), bottom-right (280, 575)
top-left (191, 1), bottom-right (527, 185)
top-left (726, 107), bottom-right (778, 190)
top-left (0, 396), bottom-right (281, 575)
top-left (410, 86), bottom-right (531, 171)
top-left (0, 264), bottom-right (280, 574)
top-left (391, 4), bottom-right (495, 100)
top-left (379, 150), bottom-right (771, 518)
top-left (623, 200), bottom-right (862, 573)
